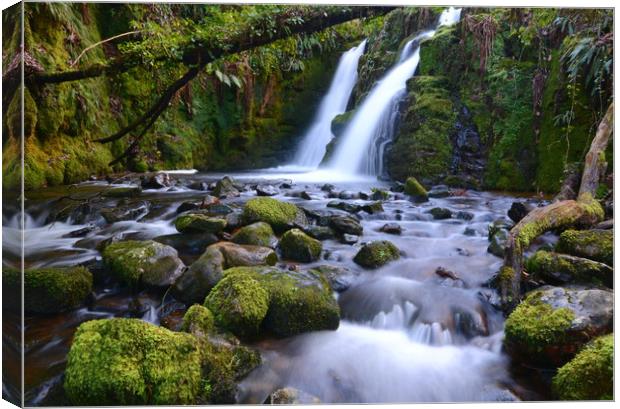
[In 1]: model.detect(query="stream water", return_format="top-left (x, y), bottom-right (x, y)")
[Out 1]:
top-left (3, 169), bottom-right (550, 404)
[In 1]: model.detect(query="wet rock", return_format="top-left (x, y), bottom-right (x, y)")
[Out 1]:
top-left (153, 233), bottom-right (219, 257)
top-left (329, 215), bottom-right (363, 236)
top-left (338, 190), bottom-right (358, 200)
top-left (269, 387), bottom-right (321, 404)
top-left (508, 201), bottom-right (534, 224)
top-left (428, 185), bottom-right (451, 198)
top-left (456, 247), bottom-right (471, 257)
top-left (174, 213), bottom-right (227, 234)
top-left (390, 181), bottom-right (405, 193)
top-left (487, 229), bottom-right (508, 258)
top-left (102, 240), bottom-right (186, 287)
top-left (256, 185), bottom-right (279, 197)
top-left (225, 211), bottom-right (244, 231)
top-left (64, 318), bottom-right (204, 405)
top-left (463, 227), bottom-right (477, 236)
top-left (280, 182), bottom-right (293, 189)
top-left (504, 285), bottom-right (613, 367)
top-left (231, 222), bottom-right (278, 248)
top-left (353, 240), bottom-right (400, 269)
top-left (176, 201), bottom-right (200, 214)
top-left (176, 195), bottom-right (220, 214)
top-left (279, 229), bottom-right (322, 262)
top-left (404, 177), bottom-right (428, 202)
top-left (101, 186), bottom-right (142, 198)
top-left (455, 211), bottom-right (474, 221)
top-left (358, 191), bottom-right (370, 200)
top-left (101, 200), bottom-right (150, 223)
top-left (556, 229), bottom-right (613, 266)
top-left (62, 225), bottom-right (97, 238)
top-left (488, 218), bottom-right (513, 239)
top-left (141, 172), bottom-right (171, 189)
top-left (341, 234), bottom-right (359, 245)
top-left (429, 207), bottom-right (452, 220)
top-left (308, 265), bottom-right (355, 292)
top-left (435, 266), bottom-right (460, 281)
top-left (242, 197), bottom-right (308, 233)
top-left (321, 183), bottom-right (336, 192)
top-left (594, 219), bottom-right (613, 230)
top-left (188, 180), bottom-right (209, 191)
top-left (213, 176), bottom-right (240, 198)
top-left (527, 250), bottom-right (613, 287)
top-left (3, 266), bottom-right (93, 314)
top-left (361, 201), bottom-right (384, 214)
top-left (299, 191), bottom-right (317, 200)
top-left (371, 189), bottom-right (390, 200)
top-left (327, 200), bottom-right (362, 213)
top-left (171, 242), bottom-right (277, 304)
top-left (303, 225), bottom-right (336, 241)
top-left (201, 203), bottom-right (235, 216)
top-left (380, 223), bottom-right (402, 235)
top-left (452, 307), bottom-right (488, 338)
top-left (552, 334), bottom-right (613, 400)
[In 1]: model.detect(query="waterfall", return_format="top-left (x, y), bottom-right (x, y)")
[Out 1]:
top-left (292, 39), bottom-right (367, 168)
top-left (326, 7), bottom-right (462, 176)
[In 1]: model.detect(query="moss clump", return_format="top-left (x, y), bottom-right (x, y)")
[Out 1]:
top-left (504, 291), bottom-right (575, 365)
top-left (181, 304), bottom-right (215, 336)
top-left (278, 228), bottom-right (322, 262)
top-left (3, 266), bottom-right (92, 314)
top-left (552, 334), bottom-right (613, 400)
top-left (556, 229), bottom-right (613, 266)
top-left (353, 240), bottom-right (400, 269)
top-left (404, 177), bottom-right (429, 202)
top-left (231, 221), bottom-right (277, 248)
top-left (242, 197), bottom-right (307, 233)
top-left (527, 250), bottom-right (612, 287)
top-left (175, 214), bottom-right (227, 234)
top-left (204, 273), bottom-right (270, 338)
top-left (64, 318), bottom-right (204, 405)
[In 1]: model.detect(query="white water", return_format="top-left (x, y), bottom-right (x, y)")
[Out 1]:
top-left (326, 7), bottom-right (462, 176)
top-left (292, 39), bottom-right (367, 167)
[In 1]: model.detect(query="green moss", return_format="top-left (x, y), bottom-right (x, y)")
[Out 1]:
top-left (242, 197), bottom-right (306, 233)
top-left (404, 177), bottom-right (428, 201)
top-left (64, 318), bottom-right (204, 405)
top-left (504, 291), bottom-right (575, 362)
top-left (3, 266), bottom-right (92, 314)
top-left (278, 228), bottom-right (322, 262)
top-left (204, 273), bottom-right (270, 338)
top-left (231, 221), bottom-right (277, 248)
top-left (556, 229), bottom-right (612, 266)
top-left (526, 250), bottom-right (612, 287)
top-left (353, 240), bottom-right (400, 269)
top-left (552, 334), bottom-right (613, 400)
top-left (175, 214), bottom-right (227, 234)
top-left (181, 304), bottom-right (215, 335)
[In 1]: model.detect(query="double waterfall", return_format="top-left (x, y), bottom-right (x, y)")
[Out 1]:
top-left (291, 7), bottom-right (462, 177)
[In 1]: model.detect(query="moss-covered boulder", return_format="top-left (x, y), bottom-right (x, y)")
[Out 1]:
top-left (102, 240), bottom-right (185, 287)
top-left (552, 334), bottom-right (613, 400)
top-left (279, 228), bottom-right (322, 262)
top-left (64, 318), bottom-right (204, 405)
top-left (175, 214), bottom-right (227, 234)
top-left (329, 215), bottom-right (363, 236)
top-left (181, 304), bottom-right (215, 336)
top-left (171, 242), bottom-right (277, 304)
top-left (353, 241), bottom-right (400, 269)
top-left (212, 176), bottom-right (240, 198)
top-left (3, 266), bottom-right (92, 314)
top-left (215, 266), bottom-right (340, 338)
top-left (527, 250), bottom-right (613, 287)
top-left (504, 286), bottom-right (613, 367)
top-left (242, 197), bottom-right (307, 233)
top-left (231, 221), bottom-right (277, 248)
top-left (488, 228), bottom-right (509, 258)
top-left (205, 273), bottom-right (270, 338)
top-left (556, 229), bottom-right (613, 266)
top-left (404, 177), bottom-right (429, 202)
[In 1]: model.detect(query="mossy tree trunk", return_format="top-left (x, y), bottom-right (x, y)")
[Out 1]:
top-left (501, 103), bottom-right (614, 310)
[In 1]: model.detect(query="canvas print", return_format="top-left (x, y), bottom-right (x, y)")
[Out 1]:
top-left (1, 1), bottom-right (614, 406)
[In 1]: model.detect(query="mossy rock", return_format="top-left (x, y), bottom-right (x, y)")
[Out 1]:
top-left (404, 177), bottom-right (428, 202)
top-left (504, 286), bottom-right (613, 367)
top-left (353, 240), bottom-right (400, 269)
top-left (279, 228), bottom-right (322, 262)
top-left (330, 110), bottom-right (355, 138)
top-left (3, 266), bottom-right (92, 314)
top-left (181, 304), bottom-right (215, 336)
top-left (212, 176), bottom-right (240, 198)
top-left (242, 197), bottom-right (307, 233)
top-left (102, 240), bottom-right (185, 287)
top-left (219, 266), bottom-right (340, 338)
top-left (527, 250), bottom-right (613, 287)
top-left (175, 214), bottom-right (227, 234)
top-left (204, 273), bottom-right (270, 338)
top-left (429, 207), bottom-right (452, 220)
top-left (552, 334), bottom-right (613, 400)
top-left (171, 242), bottom-right (277, 305)
top-left (556, 229), bottom-right (613, 266)
top-left (231, 221), bottom-right (277, 248)
top-left (64, 318), bottom-right (204, 405)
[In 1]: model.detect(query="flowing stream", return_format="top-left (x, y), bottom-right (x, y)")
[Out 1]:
top-left (326, 7), bottom-right (461, 176)
top-left (3, 170), bottom-right (549, 405)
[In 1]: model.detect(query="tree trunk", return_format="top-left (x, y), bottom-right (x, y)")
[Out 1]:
top-left (500, 103), bottom-right (613, 310)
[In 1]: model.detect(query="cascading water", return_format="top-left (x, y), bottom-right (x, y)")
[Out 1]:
top-left (292, 39), bottom-right (367, 168)
top-left (326, 7), bottom-right (462, 176)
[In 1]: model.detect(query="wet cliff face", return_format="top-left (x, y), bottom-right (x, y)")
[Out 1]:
top-left (354, 7), bottom-right (612, 194)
